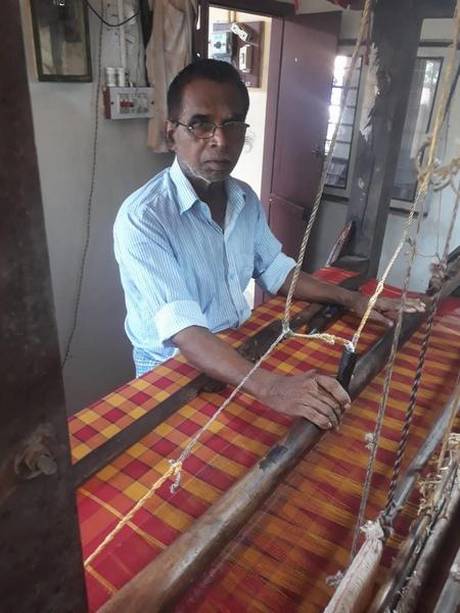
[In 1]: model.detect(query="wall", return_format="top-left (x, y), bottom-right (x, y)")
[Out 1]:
top-left (20, 2), bottom-right (172, 413)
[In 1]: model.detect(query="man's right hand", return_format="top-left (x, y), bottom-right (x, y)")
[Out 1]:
top-left (258, 370), bottom-right (351, 430)
top-left (173, 326), bottom-right (351, 430)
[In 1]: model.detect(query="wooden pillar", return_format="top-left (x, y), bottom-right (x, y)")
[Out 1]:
top-left (0, 2), bottom-right (87, 611)
top-left (341, 0), bottom-right (423, 277)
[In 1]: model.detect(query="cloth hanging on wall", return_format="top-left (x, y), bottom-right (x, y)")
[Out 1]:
top-left (146, 0), bottom-right (197, 152)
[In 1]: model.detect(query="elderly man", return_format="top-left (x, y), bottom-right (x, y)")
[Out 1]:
top-left (114, 59), bottom-right (420, 430)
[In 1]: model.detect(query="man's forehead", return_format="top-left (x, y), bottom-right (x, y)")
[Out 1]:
top-left (180, 79), bottom-right (245, 118)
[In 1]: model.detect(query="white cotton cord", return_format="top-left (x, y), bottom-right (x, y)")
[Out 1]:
top-left (169, 330), bottom-right (286, 493)
top-left (325, 521), bottom-right (384, 612)
top-left (282, 0), bottom-right (373, 331)
top-left (351, 0), bottom-right (460, 350)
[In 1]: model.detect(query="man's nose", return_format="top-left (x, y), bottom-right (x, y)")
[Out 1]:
top-left (209, 125), bottom-right (228, 147)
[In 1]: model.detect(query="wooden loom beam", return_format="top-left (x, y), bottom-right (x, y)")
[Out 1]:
top-left (73, 273), bottom-right (364, 486)
top-left (0, 1), bottom-right (87, 611)
top-left (432, 544), bottom-right (460, 612)
top-left (99, 258), bottom-right (460, 613)
top-left (338, 0), bottom-right (424, 277)
top-left (369, 464), bottom-right (460, 612)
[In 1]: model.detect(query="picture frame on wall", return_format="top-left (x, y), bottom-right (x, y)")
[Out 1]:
top-left (30, 0), bottom-right (92, 82)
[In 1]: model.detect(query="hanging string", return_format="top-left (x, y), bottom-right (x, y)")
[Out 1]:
top-left (350, 5), bottom-right (460, 350)
top-left (382, 182), bottom-right (460, 522)
top-left (84, 460), bottom-right (181, 568)
top-left (346, 1), bottom-right (460, 560)
top-left (166, 331), bottom-right (286, 493)
top-left (84, 0), bottom-right (460, 572)
top-left (436, 377), bottom-right (460, 475)
top-left (282, 0), bottom-right (373, 334)
top-left (84, 330), bottom-right (286, 568)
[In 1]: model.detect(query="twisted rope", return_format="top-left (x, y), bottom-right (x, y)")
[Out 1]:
top-left (85, 330), bottom-right (285, 568)
top-left (282, 0), bottom-right (373, 333)
top-left (382, 183), bottom-right (460, 522)
top-left (347, 0), bottom-right (460, 559)
top-left (85, 0), bottom-right (460, 574)
top-left (350, 1), bottom-right (460, 350)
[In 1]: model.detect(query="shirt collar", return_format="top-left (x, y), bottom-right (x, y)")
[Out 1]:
top-left (169, 158), bottom-right (200, 214)
top-left (169, 157), bottom-right (247, 216)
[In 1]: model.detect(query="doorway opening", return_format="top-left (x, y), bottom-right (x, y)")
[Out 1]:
top-left (208, 6), bottom-right (273, 308)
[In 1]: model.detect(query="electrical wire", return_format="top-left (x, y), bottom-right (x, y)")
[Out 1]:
top-left (62, 1), bottom-right (104, 368)
top-left (83, 0), bottom-right (139, 27)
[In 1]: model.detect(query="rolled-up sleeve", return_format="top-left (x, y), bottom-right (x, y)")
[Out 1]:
top-left (114, 207), bottom-right (208, 346)
top-left (253, 202), bottom-right (296, 294)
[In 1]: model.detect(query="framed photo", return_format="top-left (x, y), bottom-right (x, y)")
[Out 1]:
top-left (30, 0), bottom-right (92, 82)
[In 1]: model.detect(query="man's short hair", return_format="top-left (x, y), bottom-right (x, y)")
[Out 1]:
top-left (167, 59), bottom-right (250, 121)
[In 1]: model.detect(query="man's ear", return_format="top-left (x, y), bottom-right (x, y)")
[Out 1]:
top-left (165, 120), bottom-right (177, 151)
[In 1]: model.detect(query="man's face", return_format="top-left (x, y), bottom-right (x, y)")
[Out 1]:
top-left (166, 78), bottom-right (248, 184)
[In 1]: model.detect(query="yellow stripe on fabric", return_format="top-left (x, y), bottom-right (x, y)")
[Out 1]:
top-left (180, 474), bottom-right (223, 504)
top-left (80, 488), bottom-right (166, 551)
top-left (72, 443), bottom-right (91, 460)
top-left (105, 393), bottom-right (126, 407)
top-left (86, 565), bottom-right (117, 595)
top-left (77, 410), bottom-right (99, 425)
top-left (130, 378), bottom-right (151, 391)
top-left (194, 447), bottom-right (249, 480)
top-left (101, 424), bottom-right (121, 439)
top-left (150, 501), bottom-right (193, 532)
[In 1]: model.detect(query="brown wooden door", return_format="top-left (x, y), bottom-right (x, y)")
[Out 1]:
top-left (261, 13), bottom-right (340, 262)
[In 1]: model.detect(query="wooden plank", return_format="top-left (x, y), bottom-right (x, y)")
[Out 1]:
top-left (210, 0), bottom-right (294, 17)
top-left (99, 259), bottom-right (460, 613)
top-left (325, 221), bottom-right (354, 267)
top-left (0, 2), bottom-right (87, 611)
top-left (418, 0), bottom-right (455, 18)
top-left (344, 0), bottom-right (423, 277)
top-left (73, 273), bottom-right (365, 487)
top-left (432, 545), bottom-right (460, 613)
top-left (370, 465), bottom-right (460, 612)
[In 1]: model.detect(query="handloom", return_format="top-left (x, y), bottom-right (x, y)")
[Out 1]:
top-left (70, 272), bottom-right (460, 611)
top-left (70, 1), bottom-right (460, 609)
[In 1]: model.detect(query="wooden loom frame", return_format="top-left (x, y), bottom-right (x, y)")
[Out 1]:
top-left (2, 0), bottom-right (459, 611)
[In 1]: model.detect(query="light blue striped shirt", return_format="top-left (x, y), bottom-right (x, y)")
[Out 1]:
top-left (114, 158), bottom-right (296, 376)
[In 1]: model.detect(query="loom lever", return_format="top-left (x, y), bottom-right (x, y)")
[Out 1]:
top-left (337, 345), bottom-right (358, 392)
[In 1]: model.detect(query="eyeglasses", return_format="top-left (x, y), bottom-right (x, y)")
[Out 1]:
top-left (174, 119), bottom-right (250, 140)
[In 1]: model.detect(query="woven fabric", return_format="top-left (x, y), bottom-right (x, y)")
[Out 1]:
top-left (71, 269), bottom-right (460, 611)
top-left (69, 267), bottom-right (354, 463)
top-left (176, 308), bottom-right (460, 612)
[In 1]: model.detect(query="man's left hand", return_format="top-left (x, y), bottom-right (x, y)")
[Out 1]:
top-left (350, 293), bottom-right (426, 327)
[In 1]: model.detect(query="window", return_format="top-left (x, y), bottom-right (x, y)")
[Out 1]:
top-left (324, 49), bottom-right (443, 207)
top-left (392, 58), bottom-right (442, 203)
top-left (325, 54), bottom-right (363, 190)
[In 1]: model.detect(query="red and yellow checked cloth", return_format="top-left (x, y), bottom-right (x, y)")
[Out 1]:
top-left (69, 268), bottom-right (460, 611)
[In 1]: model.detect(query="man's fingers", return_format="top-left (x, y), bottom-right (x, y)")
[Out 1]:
top-left (316, 390), bottom-right (343, 422)
top-left (316, 375), bottom-right (351, 408)
top-left (369, 308), bottom-right (393, 327)
top-left (301, 399), bottom-right (340, 429)
top-left (377, 297), bottom-right (426, 314)
top-left (404, 298), bottom-right (426, 312)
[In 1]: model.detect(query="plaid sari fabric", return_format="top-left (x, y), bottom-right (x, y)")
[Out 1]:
top-left (69, 268), bottom-right (460, 611)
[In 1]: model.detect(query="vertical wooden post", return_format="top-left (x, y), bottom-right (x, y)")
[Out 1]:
top-left (0, 2), bottom-right (87, 611)
top-left (341, 0), bottom-right (423, 277)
